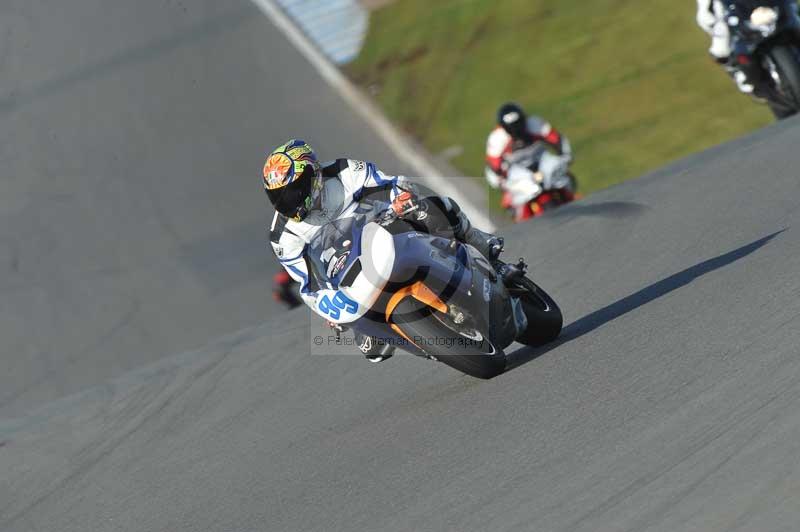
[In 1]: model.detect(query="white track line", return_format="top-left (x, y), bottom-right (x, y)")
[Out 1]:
top-left (248, 0), bottom-right (495, 231)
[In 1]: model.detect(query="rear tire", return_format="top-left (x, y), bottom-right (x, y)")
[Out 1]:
top-left (766, 45), bottom-right (800, 118)
top-left (390, 298), bottom-right (506, 379)
top-left (509, 276), bottom-right (563, 346)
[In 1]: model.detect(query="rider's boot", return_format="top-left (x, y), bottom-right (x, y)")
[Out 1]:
top-left (464, 226), bottom-right (504, 261)
top-left (709, 51), bottom-right (761, 97)
top-left (273, 271), bottom-right (302, 309)
top-left (722, 59), bottom-right (767, 99)
top-left (452, 209), bottom-right (504, 262)
top-left (726, 64), bottom-right (756, 94)
top-left (355, 332), bottom-right (395, 363)
top-left (418, 195), bottom-right (504, 263)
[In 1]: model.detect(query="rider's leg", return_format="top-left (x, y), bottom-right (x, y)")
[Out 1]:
top-left (457, 212), bottom-right (504, 261)
top-left (415, 196), bottom-right (503, 261)
top-left (709, 17), bottom-right (760, 94)
top-left (709, 19), bottom-right (732, 60)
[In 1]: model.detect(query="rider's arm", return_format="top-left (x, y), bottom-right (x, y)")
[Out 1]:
top-left (485, 128), bottom-right (510, 187)
top-left (345, 159), bottom-right (410, 201)
top-left (484, 167), bottom-right (504, 189)
top-left (363, 160), bottom-right (409, 197)
top-left (269, 214), bottom-right (318, 312)
top-left (529, 117), bottom-right (573, 161)
top-left (696, 0), bottom-right (717, 34)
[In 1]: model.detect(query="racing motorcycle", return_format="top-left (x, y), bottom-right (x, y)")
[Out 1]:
top-left (728, 0), bottom-right (800, 118)
top-left (307, 198), bottom-right (563, 379)
top-left (502, 150), bottom-right (577, 222)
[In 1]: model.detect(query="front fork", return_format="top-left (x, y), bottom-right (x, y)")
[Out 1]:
top-left (732, 39), bottom-right (766, 87)
top-left (733, 5), bottom-right (800, 87)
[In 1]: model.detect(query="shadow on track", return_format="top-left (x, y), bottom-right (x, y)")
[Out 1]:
top-left (545, 201), bottom-right (649, 221)
top-left (506, 229), bottom-right (786, 372)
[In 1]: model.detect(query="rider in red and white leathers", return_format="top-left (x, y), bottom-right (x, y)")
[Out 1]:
top-left (485, 102), bottom-right (573, 215)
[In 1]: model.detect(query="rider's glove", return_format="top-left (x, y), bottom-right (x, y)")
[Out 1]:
top-left (391, 190), bottom-right (419, 216)
top-left (484, 167), bottom-right (503, 189)
top-left (533, 171), bottom-right (551, 191)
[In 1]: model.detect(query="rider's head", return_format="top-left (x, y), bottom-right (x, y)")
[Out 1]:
top-left (263, 139), bottom-right (322, 222)
top-left (497, 102), bottom-right (527, 139)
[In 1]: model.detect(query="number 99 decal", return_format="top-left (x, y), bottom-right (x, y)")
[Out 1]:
top-left (318, 291), bottom-right (359, 320)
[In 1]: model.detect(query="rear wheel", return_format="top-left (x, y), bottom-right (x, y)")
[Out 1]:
top-left (765, 45), bottom-right (800, 118)
top-left (507, 276), bottom-right (563, 346)
top-left (389, 297), bottom-right (506, 379)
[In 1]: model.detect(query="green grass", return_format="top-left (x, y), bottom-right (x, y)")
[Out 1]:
top-left (346, 0), bottom-right (772, 194)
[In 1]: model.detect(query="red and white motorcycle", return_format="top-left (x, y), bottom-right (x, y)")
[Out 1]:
top-left (501, 150), bottom-right (578, 222)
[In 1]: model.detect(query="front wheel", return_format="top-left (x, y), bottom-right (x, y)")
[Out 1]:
top-left (765, 45), bottom-right (800, 118)
top-left (389, 297), bottom-right (506, 379)
top-left (567, 172), bottom-right (578, 194)
top-left (508, 276), bottom-right (563, 346)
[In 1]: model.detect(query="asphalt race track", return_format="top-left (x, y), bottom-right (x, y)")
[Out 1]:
top-left (3, 111), bottom-right (800, 530)
top-left (0, 0), bottom-right (432, 417)
top-left (3, 3), bottom-right (800, 532)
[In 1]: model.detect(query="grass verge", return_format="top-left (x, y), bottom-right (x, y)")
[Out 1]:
top-left (346, 0), bottom-right (772, 195)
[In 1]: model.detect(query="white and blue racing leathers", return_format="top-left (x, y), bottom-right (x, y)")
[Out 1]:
top-left (269, 158), bottom-right (407, 316)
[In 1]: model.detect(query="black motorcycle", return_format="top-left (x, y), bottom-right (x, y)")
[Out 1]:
top-left (728, 0), bottom-right (800, 118)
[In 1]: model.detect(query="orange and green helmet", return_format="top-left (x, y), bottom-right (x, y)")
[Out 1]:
top-left (263, 139), bottom-right (322, 221)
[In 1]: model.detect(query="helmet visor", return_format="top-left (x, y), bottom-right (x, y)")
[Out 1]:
top-left (503, 117), bottom-right (526, 138)
top-left (266, 166), bottom-right (315, 220)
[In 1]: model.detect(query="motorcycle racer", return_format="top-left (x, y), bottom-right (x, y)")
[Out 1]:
top-left (264, 139), bottom-right (503, 363)
top-left (485, 102), bottom-right (574, 218)
top-left (696, 0), bottom-right (758, 94)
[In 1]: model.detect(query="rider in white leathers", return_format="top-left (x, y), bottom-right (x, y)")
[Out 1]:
top-left (696, 0), bottom-right (756, 93)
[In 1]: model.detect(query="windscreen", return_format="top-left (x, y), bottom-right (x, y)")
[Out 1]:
top-left (306, 201), bottom-right (385, 288)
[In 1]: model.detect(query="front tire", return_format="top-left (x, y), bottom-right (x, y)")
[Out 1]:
top-left (766, 45), bottom-right (800, 118)
top-left (389, 297), bottom-right (506, 379)
top-left (567, 172), bottom-right (578, 194)
top-left (508, 276), bottom-right (563, 346)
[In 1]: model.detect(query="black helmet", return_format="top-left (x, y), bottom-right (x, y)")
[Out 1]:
top-left (497, 102), bottom-right (527, 138)
top-left (263, 139), bottom-right (322, 221)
